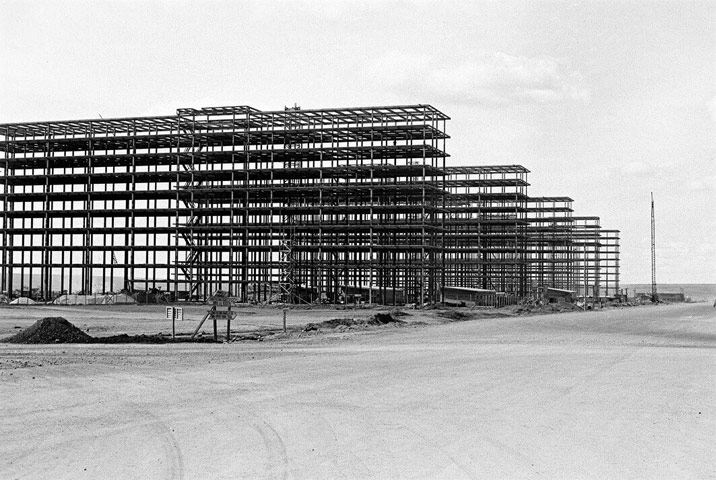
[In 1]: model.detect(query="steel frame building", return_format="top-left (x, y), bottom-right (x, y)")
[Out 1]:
top-left (1, 104), bottom-right (619, 304)
top-left (443, 165), bottom-right (529, 297)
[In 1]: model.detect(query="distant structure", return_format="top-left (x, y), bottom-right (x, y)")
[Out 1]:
top-left (0, 104), bottom-right (619, 304)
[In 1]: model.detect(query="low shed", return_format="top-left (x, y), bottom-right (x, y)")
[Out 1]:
top-left (443, 286), bottom-right (497, 306)
top-left (656, 292), bottom-right (685, 303)
top-left (544, 288), bottom-right (576, 303)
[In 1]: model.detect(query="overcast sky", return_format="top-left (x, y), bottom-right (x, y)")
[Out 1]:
top-left (1, 0), bottom-right (714, 284)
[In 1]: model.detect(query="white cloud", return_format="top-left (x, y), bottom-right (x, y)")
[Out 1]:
top-left (709, 95), bottom-right (716, 132)
top-left (687, 178), bottom-right (712, 192)
top-left (140, 96), bottom-right (233, 117)
top-left (620, 161), bottom-right (651, 175)
top-left (371, 52), bottom-right (591, 106)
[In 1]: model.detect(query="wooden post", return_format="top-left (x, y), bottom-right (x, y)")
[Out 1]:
top-left (191, 306), bottom-right (214, 339)
top-left (172, 309), bottom-right (175, 341)
top-left (283, 308), bottom-right (287, 333)
top-left (226, 305), bottom-right (232, 342)
top-left (213, 311), bottom-right (218, 342)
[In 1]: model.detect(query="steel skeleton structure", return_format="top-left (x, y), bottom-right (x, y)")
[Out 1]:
top-left (0, 103), bottom-right (620, 304)
top-left (443, 165), bottom-right (529, 297)
top-left (599, 229), bottom-right (620, 297)
top-left (525, 197), bottom-right (575, 291)
top-left (572, 216), bottom-right (603, 299)
top-left (0, 105), bottom-right (448, 304)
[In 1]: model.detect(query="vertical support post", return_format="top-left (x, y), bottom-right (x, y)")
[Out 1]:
top-left (283, 308), bottom-right (287, 333)
top-left (226, 304), bottom-right (232, 342)
top-left (583, 242), bottom-right (587, 311)
top-left (2, 138), bottom-right (10, 298)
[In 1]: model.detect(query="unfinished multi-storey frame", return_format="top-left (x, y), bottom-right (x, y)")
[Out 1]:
top-left (572, 217), bottom-right (620, 298)
top-left (0, 103), bottom-right (619, 304)
top-left (443, 165), bottom-right (529, 297)
top-left (0, 105), bottom-right (448, 304)
top-left (526, 196), bottom-right (575, 291)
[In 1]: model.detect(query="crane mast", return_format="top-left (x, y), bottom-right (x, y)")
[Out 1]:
top-left (651, 192), bottom-right (658, 302)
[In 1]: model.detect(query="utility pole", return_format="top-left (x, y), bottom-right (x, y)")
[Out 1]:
top-left (651, 192), bottom-right (658, 303)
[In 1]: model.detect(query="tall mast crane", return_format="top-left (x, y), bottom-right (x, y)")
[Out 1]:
top-left (651, 192), bottom-right (658, 302)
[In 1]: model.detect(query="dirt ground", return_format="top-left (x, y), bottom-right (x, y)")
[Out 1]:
top-left (1, 302), bottom-right (715, 479)
top-left (0, 303), bottom-right (446, 341)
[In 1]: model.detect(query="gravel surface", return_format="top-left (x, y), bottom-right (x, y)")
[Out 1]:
top-left (1, 302), bottom-right (714, 479)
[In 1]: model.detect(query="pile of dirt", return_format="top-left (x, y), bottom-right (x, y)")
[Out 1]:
top-left (304, 318), bottom-right (358, 330)
top-left (97, 334), bottom-right (171, 344)
top-left (94, 334), bottom-right (218, 344)
top-left (304, 313), bottom-right (404, 332)
top-left (369, 312), bottom-right (402, 325)
top-left (2, 318), bottom-right (219, 344)
top-left (3, 317), bottom-right (92, 344)
top-left (511, 302), bottom-right (584, 315)
top-left (437, 310), bottom-right (473, 321)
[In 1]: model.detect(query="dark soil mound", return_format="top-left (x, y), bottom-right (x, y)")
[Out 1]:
top-left (3, 318), bottom-right (224, 344)
top-left (92, 334), bottom-right (217, 344)
top-left (437, 310), bottom-right (472, 321)
top-left (304, 313), bottom-right (404, 331)
top-left (92, 333), bottom-right (221, 344)
top-left (95, 334), bottom-right (171, 344)
top-left (4, 317), bottom-right (92, 344)
top-left (368, 312), bottom-right (402, 325)
top-left (512, 302), bottom-right (584, 315)
top-left (304, 318), bottom-right (358, 331)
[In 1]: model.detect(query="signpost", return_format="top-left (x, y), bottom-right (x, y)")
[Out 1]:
top-left (189, 300), bottom-right (236, 341)
top-left (165, 307), bottom-right (183, 340)
top-left (212, 297), bottom-right (232, 341)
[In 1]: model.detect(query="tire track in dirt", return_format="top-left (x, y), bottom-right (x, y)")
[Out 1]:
top-left (185, 375), bottom-right (291, 479)
top-left (122, 406), bottom-right (186, 480)
top-left (251, 415), bottom-right (290, 480)
top-left (100, 369), bottom-right (188, 480)
top-left (552, 345), bottom-right (644, 401)
top-left (0, 366), bottom-right (101, 478)
top-left (125, 369), bottom-right (290, 479)
top-left (2, 415), bottom-right (185, 480)
top-left (397, 424), bottom-right (480, 480)
top-left (2, 366), bottom-right (186, 480)
top-left (311, 410), bottom-right (377, 478)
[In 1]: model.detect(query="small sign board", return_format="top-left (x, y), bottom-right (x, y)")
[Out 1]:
top-left (213, 310), bottom-right (236, 321)
top-left (166, 306), bottom-right (184, 321)
top-left (213, 298), bottom-right (231, 307)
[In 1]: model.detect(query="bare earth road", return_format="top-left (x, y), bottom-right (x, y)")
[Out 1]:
top-left (1, 303), bottom-right (715, 479)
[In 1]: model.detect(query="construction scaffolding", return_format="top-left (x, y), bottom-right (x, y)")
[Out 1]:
top-left (0, 103), bottom-right (619, 304)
